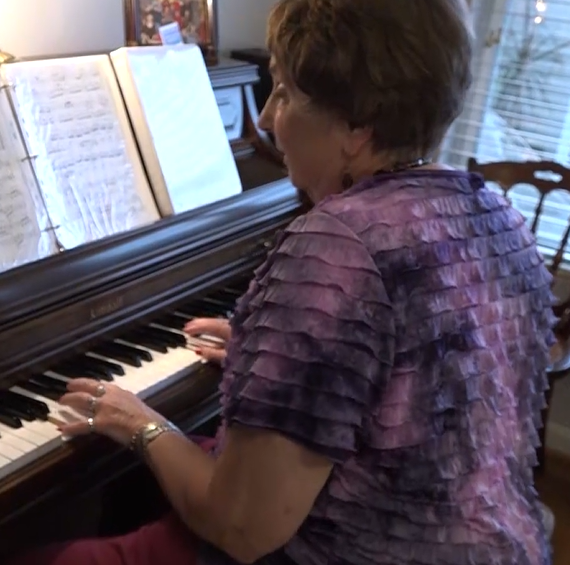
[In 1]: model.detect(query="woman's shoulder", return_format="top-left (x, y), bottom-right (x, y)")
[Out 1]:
top-left (313, 169), bottom-right (518, 250)
top-left (319, 169), bottom-right (486, 220)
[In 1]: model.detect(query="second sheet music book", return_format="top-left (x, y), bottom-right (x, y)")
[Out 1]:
top-left (110, 44), bottom-right (243, 216)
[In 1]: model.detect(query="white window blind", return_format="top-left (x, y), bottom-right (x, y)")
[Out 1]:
top-left (440, 0), bottom-right (570, 257)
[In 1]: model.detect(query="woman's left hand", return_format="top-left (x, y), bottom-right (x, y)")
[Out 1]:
top-left (57, 378), bottom-right (166, 446)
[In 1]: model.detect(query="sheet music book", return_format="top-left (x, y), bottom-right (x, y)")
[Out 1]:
top-left (1, 55), bottom-right (160, 250)
top-left (110, 45), bottom-right (243, 216)
top-left (0, 85), bottom-right (60, 273)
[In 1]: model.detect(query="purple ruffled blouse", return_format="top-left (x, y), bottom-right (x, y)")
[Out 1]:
top-left (199, 170), bottom-right (556, 565)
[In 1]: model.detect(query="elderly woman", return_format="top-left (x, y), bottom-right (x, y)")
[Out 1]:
top-left (10, 0), bottom-right (555, 564)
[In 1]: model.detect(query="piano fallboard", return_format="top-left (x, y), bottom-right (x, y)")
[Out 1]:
top-left (0, 179), bottom-right (298, 384)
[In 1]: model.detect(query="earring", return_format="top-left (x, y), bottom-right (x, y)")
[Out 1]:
top-left (341, 171), bottom-right (354, 190)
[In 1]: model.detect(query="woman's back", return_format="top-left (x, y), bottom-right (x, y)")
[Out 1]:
top-left (215, 169), bottom-right (555, 565)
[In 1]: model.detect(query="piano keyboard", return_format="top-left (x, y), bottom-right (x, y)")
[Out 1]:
top-left (0, 279), bottom-right (248, 481)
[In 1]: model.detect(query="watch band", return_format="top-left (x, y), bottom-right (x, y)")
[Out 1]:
top-left (130, 421), bottom-right (181, 458)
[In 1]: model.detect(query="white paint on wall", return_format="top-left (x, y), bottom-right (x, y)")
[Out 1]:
top-left (0, 0), bottom-right (276, 59)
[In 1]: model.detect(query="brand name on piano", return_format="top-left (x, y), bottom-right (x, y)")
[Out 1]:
top-left (90, 296), bottom-right (125, 319)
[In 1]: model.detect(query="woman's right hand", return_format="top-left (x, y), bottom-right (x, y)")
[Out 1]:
top-left (184, 317), bottom-right (231, 364)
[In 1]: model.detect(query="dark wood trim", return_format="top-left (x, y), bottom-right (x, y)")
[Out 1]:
top-left (544, 448), bottom-right (570, 485)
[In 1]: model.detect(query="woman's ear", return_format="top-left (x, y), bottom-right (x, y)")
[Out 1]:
top-left (342, 125), bottom-right (374, 159)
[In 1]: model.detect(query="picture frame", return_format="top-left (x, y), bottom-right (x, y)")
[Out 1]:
top-left (124, 0), bottom-right (219, 65)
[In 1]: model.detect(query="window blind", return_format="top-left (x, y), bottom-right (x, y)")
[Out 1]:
top-left (440, 0), bottom-right (570, 257)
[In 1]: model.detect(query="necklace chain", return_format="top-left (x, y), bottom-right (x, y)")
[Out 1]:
top-left (374, 157), bottom-right (432, 175)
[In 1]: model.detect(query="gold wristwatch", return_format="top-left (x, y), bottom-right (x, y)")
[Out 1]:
top-left (130, 421), bottom-right (181, 458)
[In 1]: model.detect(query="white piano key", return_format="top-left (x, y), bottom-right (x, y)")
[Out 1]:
top-left (115, 345), bottom-right (202, 397)
top-left (0, 437), bottom-right (27, 460)
top-left (23, 419), bottom-right (61, 441)
top-left (0, 424), bottom-right (37, 453)
top-left (0, 342), bottom-right (205, 482)
top-left (0, 421), bottom-right (62, 480)
top-left (0, 419), bottom-right (53, 447)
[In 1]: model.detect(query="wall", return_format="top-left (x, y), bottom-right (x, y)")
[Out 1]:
top-left (0, 0), bottom-right (275, 59)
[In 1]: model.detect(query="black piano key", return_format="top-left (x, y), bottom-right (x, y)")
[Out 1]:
top-left (201, 298), bottom-right (233, 315)
top-left (173, 305), bottom-right (196, 317)
top-left (57, 358), bottom-right (115, 380)
top-left (0, 400), bottom-right (34, 422)
top-left (82, 354), bottom-right (125, 376)
top-left (19, 381), bottom-right (62, 402)
top-left (31, 374), bottom-right (69, 394)
top-left (0, 390), bottom-right (49, 418)
top-left (205, 295), bottom-right (236, 308)
top-left (155, 314), bottom-right (187, 330)
top-left (52, 365), bottom-right (114, 382)
top-left (93, 343), bottom-right (146, 367)
top-left (176, 306), bottom-right (218, 318)
top-left (147, 325), bottom-right (186, 347)
top-left (53, 357), bottom-right (113, 380)
top-left (219, 286), bottom-right (244, 297)
top-left (0, 410), bottom-right (22, 429)
top-left (193, 305), bottom-right (226, 317)
top-left (202, 296), bottom-right (232, 308)
top-left (138, 326), bottom-right (181, 348)
top-left (108, 341), bottom-right (154, 362)
top-left (121, 330), bottom-right (169, 353)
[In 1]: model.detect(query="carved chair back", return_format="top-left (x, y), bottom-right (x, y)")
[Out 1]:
top-left (467, 158), bottom-right (570, 338)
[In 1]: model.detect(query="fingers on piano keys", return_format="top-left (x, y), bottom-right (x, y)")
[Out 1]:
top-left (0, 280), bottom-right (248, 478)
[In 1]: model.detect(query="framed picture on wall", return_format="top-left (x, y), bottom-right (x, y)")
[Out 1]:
top-left (124, 0), bottom-right (218, 65)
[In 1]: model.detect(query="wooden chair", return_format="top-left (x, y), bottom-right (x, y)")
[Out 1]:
top-left (467, 158), bottom-right (570, 475)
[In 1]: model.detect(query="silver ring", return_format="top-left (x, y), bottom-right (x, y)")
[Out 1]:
top-left (88, 395), bottom-right (98, 415)
top-left (87, 416), bottom-right (95, 433)
top-left (95, 384), bottom-right (106, 397)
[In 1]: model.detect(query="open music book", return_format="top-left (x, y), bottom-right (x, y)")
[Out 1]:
top-left (110, 44), bottom-right (243, 216)
top-left (0, 85), bottom-right (59, 273)
top-left (0, 54), bottom-right (160, 255)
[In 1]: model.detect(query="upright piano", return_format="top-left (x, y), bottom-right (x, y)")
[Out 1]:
top-left (0, 58), bottom-right (305, 555)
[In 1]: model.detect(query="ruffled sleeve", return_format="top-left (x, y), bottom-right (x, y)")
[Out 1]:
top-left (223, 211), bottom-right (395, 463)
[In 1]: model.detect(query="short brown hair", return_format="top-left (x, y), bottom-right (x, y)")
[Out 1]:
top-left (267, 0), bottom-right (473, 160)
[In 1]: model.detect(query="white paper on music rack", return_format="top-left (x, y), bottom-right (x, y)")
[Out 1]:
top-left (1, 56), bottom-right (160, 250)
top-left (0, 86), bottom-right (59, 273)
top-left (111, 45), bottom-right (243, 216)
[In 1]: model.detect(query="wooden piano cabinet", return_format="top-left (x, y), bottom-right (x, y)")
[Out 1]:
top-left (0, 53), bottom-right (304, 557)
top-left (0, 178), bottom-right (303, 557)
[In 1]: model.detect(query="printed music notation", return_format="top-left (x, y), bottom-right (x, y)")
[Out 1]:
top-left (110, 45), bottom-right (242, 216)
top-left (1, 55), bottom-right (160, 250)
top-left (0, 88), bottom-right (59, 274)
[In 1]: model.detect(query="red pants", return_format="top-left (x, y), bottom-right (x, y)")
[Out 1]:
top-left (8, 437), bottom-right (217, 565)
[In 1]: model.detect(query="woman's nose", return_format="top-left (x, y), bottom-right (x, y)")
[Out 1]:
top-left (257, 102), bottom-right (273, 133)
